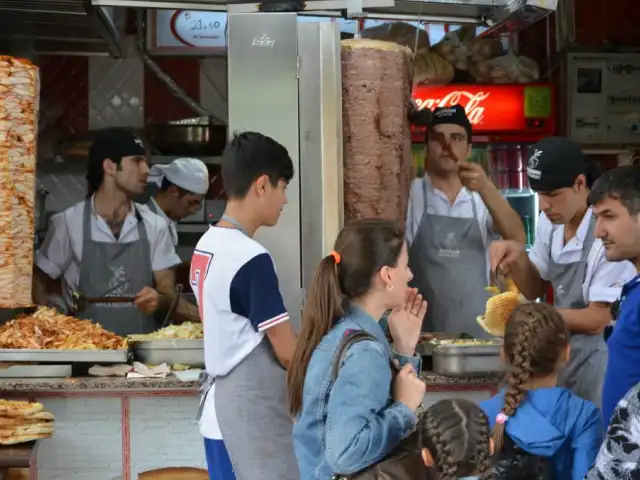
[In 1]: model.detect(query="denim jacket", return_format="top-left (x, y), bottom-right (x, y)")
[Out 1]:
top-left (292, 306), bottom-right (422, 479)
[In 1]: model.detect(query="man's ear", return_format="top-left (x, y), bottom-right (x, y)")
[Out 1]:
top-left (421, 447), bottom-right (434, 467)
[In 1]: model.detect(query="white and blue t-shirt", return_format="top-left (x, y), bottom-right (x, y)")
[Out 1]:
top-left (191, 226), bottom-right (289, 439)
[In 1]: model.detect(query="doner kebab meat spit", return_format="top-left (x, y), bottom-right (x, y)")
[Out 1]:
top-left (341, 39), bottom-right (413, 224)
top-left (0, 56), bottom-right (39, 307)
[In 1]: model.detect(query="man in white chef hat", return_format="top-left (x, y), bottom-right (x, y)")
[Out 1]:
top-left (147, 157), bottom-right (210, 247)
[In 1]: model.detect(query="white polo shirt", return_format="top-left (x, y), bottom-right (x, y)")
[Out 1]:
top-left (148, 197), bottom-right (179, 247)
top-left (406, 175), bottom-right (498, 281)
top-left (36, 197), bottom-right (181, 307)
top-left (528, 208), bottom-right (636, 303)
top-left (192, 227), bottom-right (289, 439)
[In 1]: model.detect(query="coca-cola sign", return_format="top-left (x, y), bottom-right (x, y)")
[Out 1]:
top-left (414, 91), bottom-right (490, 125)
top-left (412, 84), bottom-right (553, 134)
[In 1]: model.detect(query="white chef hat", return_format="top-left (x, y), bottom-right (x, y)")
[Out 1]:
top-left (148, 158), bottom-right (209, 196)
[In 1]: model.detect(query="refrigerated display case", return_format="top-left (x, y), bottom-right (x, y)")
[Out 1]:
top-left (411, 83), bottom-right (556, 247)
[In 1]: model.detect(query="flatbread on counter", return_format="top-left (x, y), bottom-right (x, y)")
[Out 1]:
top-left (0, 433), bottom-right (51, 445)
top-left (0, 400), bottom-right (44, 418)
top-left (0, 414), bottom-right (54, 426)
top-left (0, 424), bottom-right (54, 437)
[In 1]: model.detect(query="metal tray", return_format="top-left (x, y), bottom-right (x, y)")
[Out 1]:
top-left (0, 349), bottom-right (130, 363)
top-left (132, 339), bottom-right (204, 367)
top-left (132, 339), bottom-right (204, 349)
top-left (0, 364), bottom-right (72, 378)
top-left (432, 342), bottom-right (504, 377)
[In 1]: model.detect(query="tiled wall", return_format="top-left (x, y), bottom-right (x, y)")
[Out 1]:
top-left (35, 396), bottom-right (204, 480)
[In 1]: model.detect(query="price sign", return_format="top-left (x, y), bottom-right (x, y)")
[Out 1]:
top-left (170, 11), bottom-right (227, 48)
top-left (147, 10), bottom-right (227, 55)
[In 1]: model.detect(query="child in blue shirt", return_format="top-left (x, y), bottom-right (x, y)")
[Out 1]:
top-left (481, 303), bottom-right (603, 480)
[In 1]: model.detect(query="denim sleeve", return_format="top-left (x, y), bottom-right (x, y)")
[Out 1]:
top-left (392, 349), bottom-right (422, 372)
top-left (325, 340), bottom-right (418, 475)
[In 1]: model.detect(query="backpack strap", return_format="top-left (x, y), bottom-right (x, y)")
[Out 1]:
top-left (331, 329), bottom-right (378, 381)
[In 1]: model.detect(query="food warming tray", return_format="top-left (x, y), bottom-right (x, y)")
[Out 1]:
top-left (0, 349), bottom-right (130, 363)
top-left (0, 364), bottom-right (72, 378)
top-left (432, 342), bottom-right (504, 377)
top-left (132, 339), bottom-right (204, 368)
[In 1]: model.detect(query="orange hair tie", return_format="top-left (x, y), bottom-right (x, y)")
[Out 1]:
top-left (329, 250), bottom-right (341, 264)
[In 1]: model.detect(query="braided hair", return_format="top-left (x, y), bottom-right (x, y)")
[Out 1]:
top-left (492, 303), bottom-right (569, 453)
top-left (421, 398), bottom-right (492, 480)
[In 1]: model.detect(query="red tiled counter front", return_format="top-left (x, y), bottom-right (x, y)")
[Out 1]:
top-left (420, 371), bottom-right (503, 408)
top-left (0, 373), bottom-right (502, 479)
top-left (0, 377), bottom-right (202, 480)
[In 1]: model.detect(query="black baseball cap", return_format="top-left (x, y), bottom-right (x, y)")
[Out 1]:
top-left (86, 128), bottom-right (147, 196)
top-left (428, 104), bottom-right (472, 141)
top-left (526, 137), bottom-right (588, 192)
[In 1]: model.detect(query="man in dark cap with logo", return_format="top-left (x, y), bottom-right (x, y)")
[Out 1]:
top-left (34, 128), bottom-right (183, 336)
top-left (406, 104), bottom-right (525, 338)
top-left (490, 136), bottom-right (635, 407)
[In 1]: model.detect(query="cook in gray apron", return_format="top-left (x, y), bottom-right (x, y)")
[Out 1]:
top-left (550, 214), bottom-right (607, 408)
top-left (408, 180), bottom-right (492, 338)
top-left (197, 215), bottom-right (298, 480)
top-left (75, 198), bottom-right (158, 336)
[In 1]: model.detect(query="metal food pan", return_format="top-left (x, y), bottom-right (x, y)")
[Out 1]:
top-left (0, 349), bottom-right (130, 363)
top-left (432, 343), bottom-right (504, 377)
top-left (132, 339), bottom-right (204, 350)
top-left (133, 348), bottom-right (204, 368)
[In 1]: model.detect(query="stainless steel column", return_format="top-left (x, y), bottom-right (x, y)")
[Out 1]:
top-left (297, 21), bottom-right (343, 304)
top-left (227, 13), bottom-right (302, 328)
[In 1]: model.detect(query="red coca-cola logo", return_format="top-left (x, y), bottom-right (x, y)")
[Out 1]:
top-left (414, 90), bottom-right (490, 125)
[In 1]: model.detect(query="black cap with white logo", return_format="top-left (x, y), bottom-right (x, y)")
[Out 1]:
top-left (526, 137), bottom-right (588, 192)
top-left (429, 104), bottom-right (472, 140)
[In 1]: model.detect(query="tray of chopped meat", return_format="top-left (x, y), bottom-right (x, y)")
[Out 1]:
top-left (0, 307), bottom-right (130, 363)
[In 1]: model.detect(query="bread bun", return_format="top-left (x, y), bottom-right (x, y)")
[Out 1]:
top-left (476, 291), bottom-right (522, 337)
top-left (138, 467), bottom-right (208, 479)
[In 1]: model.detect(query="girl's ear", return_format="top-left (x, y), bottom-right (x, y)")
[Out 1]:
top-left (421, 448), bottom-right (434, 467)
top-left (489, 437), bottom-right (495, 456)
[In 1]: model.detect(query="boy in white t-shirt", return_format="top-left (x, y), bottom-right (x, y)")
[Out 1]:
top-left (191, 132), bottom-right (298, 480)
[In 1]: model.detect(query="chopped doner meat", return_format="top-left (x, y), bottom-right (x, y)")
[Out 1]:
top-left (0, 56), bottom-right (39, 308)
top-left (0, 307), bottom-right (128, 350)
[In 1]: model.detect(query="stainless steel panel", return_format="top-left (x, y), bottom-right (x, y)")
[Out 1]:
top-left (88, 37), bottom-right (144, 130)
top-left (298, 22), bottom-right (343, 299)
top-left (0, 349), bottom-right (130, 363)
top-left (227, 13), bottom-right (302, 328)
top-left (0, 364), bottom-right (72, 378)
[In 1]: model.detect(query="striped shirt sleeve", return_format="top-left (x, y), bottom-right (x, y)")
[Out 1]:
top-left (229, 252), bottom-right (289, 332)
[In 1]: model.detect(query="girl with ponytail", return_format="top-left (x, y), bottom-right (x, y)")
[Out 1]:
top-left (288, 219), bottom-right (427, 479)
top-left (480, 303), bottom-right (603, 480)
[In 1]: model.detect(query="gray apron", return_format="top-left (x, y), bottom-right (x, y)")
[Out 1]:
top-left (148, 198), bottom-right (178, 247)
top-left (198, 215), bottom-right (298, 480)
top-left (408, 180), bottom-right (491, 338)
top-left (550, 214), bottom-right (607, 408)
top-left (76, 199), bottom-right (158, 336)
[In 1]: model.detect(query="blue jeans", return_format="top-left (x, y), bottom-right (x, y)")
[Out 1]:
top-left (204, 437), bottom-right (235, 480)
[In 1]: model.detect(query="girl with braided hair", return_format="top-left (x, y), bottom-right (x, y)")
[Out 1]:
top-left (481, 303), bottom-right (603, 480)
top-left (420, 399), bottom-right (493, 480)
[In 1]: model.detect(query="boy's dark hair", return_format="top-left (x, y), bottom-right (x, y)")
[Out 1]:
top-left (221, 131), bottom-right (294, 199)
top-left (588, 165), bottom-right (640, 215)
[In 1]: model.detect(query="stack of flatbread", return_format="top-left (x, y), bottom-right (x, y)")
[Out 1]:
top-left (0, 400), bottom-right (54, 445)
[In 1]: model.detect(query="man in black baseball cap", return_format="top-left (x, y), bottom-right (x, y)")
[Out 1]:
top-left (489, 136), bottom-right (636, 407)
top-left (406, 104), bottom-right (524, 338)
top-left (34, 128), bottom-right (184, 336)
